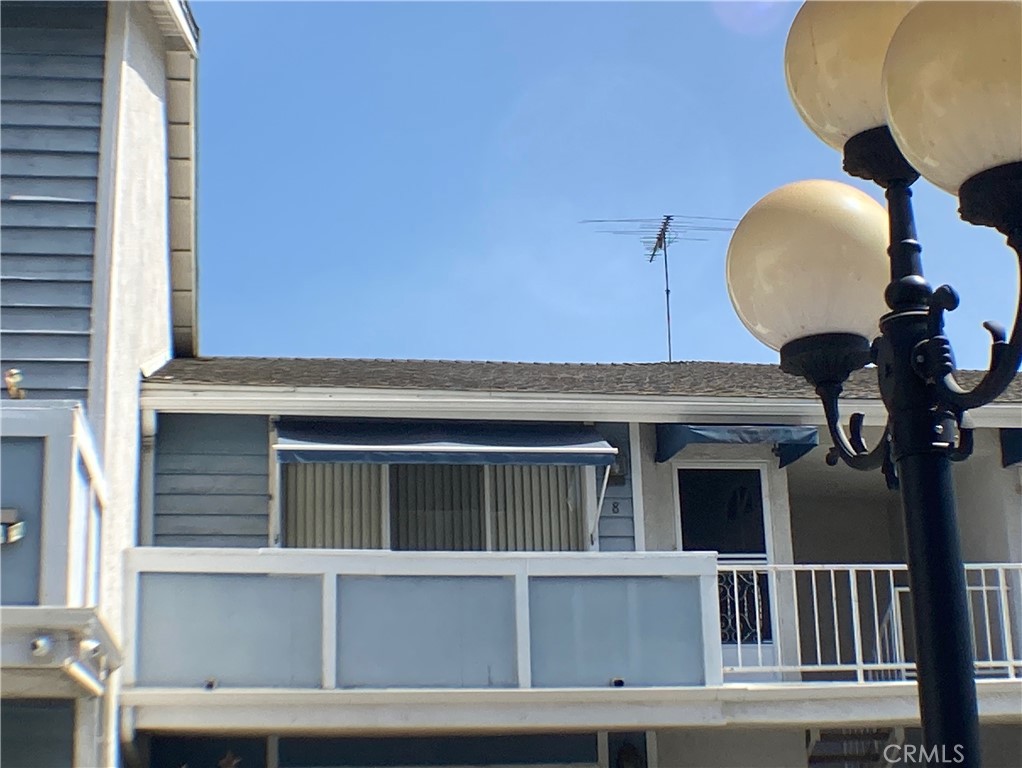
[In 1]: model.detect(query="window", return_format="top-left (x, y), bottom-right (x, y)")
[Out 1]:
top-left (492, 464), bottom-right (585, 552)
top-left (390, 464), bottom-right (485, 551)
top-left (283, 463), bottom-right (384, 548)
top-left (678, 468), bottom-right (766, 556)
top-left (283, 463), bottom-right (589, 552)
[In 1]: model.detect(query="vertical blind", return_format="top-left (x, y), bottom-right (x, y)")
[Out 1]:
top-left (493, 465), bottom-right (585, 552)
top-left (284, 463), bottom-right (383, 548)
top-left (390, 464), bottom-right (486, 551)
top-left (284, 463), bottom-right (586, 552)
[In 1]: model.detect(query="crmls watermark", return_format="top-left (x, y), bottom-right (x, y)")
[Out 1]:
top-left (883, 744), bottom-right (966, 764)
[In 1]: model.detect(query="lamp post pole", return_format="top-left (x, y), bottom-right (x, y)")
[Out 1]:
top-left (874, 174), bottom-right (980, 766)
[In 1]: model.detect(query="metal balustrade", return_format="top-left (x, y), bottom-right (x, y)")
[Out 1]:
top-left (716, 563), bottom-right (1022, 682)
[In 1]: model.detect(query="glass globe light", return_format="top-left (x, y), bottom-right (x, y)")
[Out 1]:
top-left (784, 1), bottom-right (915, 151)
top-left (726, 180), bottom-right (890, 352)
top-left (883, 0), bottom-right (1022, 195)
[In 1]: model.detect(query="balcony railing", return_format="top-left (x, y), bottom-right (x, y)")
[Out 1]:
top-left (1, 401), bottom-right (107, 607)
top-left (124, 548), bottom-right (723, 691)
top-left (716, 563), bottom-right (1022, 682)
top-left (122, 546), bottom-right (1021, 693)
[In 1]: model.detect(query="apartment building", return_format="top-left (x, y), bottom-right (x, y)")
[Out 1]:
top-left (1, 3), bottom-right (1020, 768)
top-left (1, 1), bottom-right (197, 765)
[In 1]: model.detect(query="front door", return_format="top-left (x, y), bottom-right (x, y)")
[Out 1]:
top-left (677, 467), bottom-right (774, 664)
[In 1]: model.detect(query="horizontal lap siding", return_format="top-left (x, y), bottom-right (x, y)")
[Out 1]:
top-left (0, 2), bottom-right (105, 402)
top-left (596, 423), bottom-right (635, 552)
top-left (154, 414), bottom-right (270, 548)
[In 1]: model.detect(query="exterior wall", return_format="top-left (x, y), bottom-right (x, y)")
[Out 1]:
top-left (638, 424), bottom-right (677, 551)
top-left (655, 727), bottom-right (808, 768)
top-left (0, 1), bottom-right (106, 401)
top-left (979, 724), bottom-right (1022, 768)
top-left (153, 413), bottom-right (271, 547)
top-left (0, 437), bottom-right (45, 605)
top-left (595, 422), bottom-right (635, 551)
top-left (892, 726), bottom-right (1022, 768)
top-left (786, 443), bottom-right (902, 564)
top-left (790, 493), bottom-right (900, 564)
top-left (953, 429), bottom-right (1022, 564)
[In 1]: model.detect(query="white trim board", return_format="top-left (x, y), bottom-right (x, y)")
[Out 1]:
top-left (140, 384), bottom-right (1022, 429)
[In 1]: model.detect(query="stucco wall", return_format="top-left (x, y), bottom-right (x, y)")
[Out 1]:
top-left (952, 429), bottom-right (1022, 564)
top-left (789, 490), bottom-right (901, 564)
top-left (93, 0), bottom-right (171, 637)
top-left (655, 727), bottom-right (808, 768)
top-left (91, 4), bottom-right (173, 765)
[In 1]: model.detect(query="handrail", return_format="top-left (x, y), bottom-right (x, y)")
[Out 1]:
top-left (716, 563), bottom-right (1022, 682)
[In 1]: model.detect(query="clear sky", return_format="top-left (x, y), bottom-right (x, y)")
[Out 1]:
top-left (192, 1), bottom-right (1016, 369)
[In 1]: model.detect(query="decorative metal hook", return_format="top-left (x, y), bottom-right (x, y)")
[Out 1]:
top-left (923, 229), bottom-right (1022, 411)
top-left (815, 382), bottom-right (889, 472)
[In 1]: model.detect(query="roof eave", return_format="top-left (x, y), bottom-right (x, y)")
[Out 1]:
top-left (137, 380), bottom-right (1022, 429)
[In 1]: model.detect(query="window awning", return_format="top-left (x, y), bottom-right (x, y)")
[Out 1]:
top-left (655, 424), bottom-right (819, 468)
top-left (274, 421), bottom-right (618, 466)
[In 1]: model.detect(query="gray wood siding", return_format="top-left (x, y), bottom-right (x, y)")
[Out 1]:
top-left (1, 2), bottom-right (106, 401)
top-left (596, 423), bottom-right (636, 552)
top-left (154, 414), bottom-right (270, 548)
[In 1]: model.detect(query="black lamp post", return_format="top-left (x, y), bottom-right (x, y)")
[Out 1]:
top-left (725, 3), bottom-right (1022, 767)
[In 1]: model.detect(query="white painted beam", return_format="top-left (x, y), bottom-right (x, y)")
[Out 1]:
top-left (121, 680), bottom-right (1022, 733)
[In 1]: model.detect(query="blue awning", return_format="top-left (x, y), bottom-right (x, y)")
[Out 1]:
top-left (655, 424), bottom-right (819, 468)
top-left (1001, 428), bottom-right (1022, 468)
top-left (274, 421), bottom-right (618, 466)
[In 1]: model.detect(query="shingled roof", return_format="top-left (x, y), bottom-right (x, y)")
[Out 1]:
top-left (145, 357), bottom-right (1022, 402)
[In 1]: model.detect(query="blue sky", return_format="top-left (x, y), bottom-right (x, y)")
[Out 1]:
top-left (192, 1), bottom-right (1015, 369)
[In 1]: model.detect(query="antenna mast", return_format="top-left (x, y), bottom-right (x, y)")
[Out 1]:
top-left (581, 214), bottom-right (737, 362)
top-left (651, 215), bottom-right (675, 361)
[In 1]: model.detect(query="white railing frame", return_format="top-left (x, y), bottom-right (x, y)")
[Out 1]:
top-left (716, 563), bottom-right (1022, 682)
top-left (1, 401), bottom-right (108, 607)
top-left (123, 547), bottom-right (722, 689)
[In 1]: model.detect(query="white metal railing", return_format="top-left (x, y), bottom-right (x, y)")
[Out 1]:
top-left (716, 563), bottom-right (1022, 682)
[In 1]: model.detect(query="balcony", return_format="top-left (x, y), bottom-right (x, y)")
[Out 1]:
top-left (121, 550), bottom-right (1022, 735)
top-left (1, 401), bottom-right (105, 608)
top-left (0, 400), bottom-right (119, 698)
top-left (123, 548), bottom-right (721, 691)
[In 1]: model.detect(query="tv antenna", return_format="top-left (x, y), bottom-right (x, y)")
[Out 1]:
top-left (581, 214), bottom-right (737, 362)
